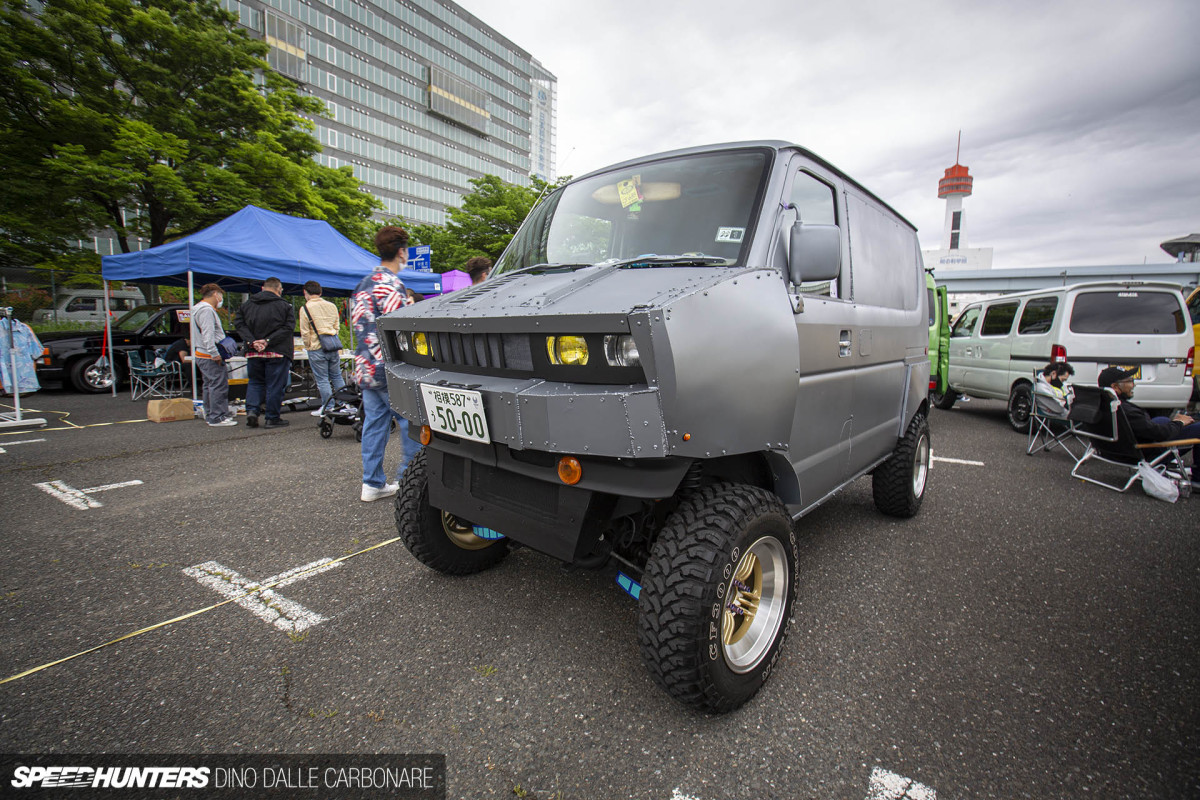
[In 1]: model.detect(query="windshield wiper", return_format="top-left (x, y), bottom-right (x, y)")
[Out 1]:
top-left (604, 254), bottom-right (729, 268)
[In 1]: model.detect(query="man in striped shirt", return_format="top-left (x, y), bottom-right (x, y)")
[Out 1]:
top-left (352, 226), bottom-right (417, 501)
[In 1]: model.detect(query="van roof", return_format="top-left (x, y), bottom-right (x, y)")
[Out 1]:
top-left (962, 281), bottom-right (1187, 306)
top-left (56, 288), bottom-right (144, 296)
top-left (570, 140), bottom-right (916, 232)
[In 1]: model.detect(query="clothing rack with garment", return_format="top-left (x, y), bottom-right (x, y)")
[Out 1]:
top-left (0, 307), bottom-right (47, 430)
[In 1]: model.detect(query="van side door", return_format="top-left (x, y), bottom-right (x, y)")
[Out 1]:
top-left (948, 304), bottom-right (981, 392)
top-left (843, 188), bottom-right (927, 477)
top-left (1011, 295), bottom-right (1059, 386)
top-left (976, 301), bottom-right (1019, 398)
top-left (777, 161), bottom-right (855, 506)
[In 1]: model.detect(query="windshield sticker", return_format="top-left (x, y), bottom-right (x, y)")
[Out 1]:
top-left (715, 227), bottom-right (745, 243)
top-left (617, 175), bottom-right (643, 210)
top-left (176, 309), bottom-right (191, 323)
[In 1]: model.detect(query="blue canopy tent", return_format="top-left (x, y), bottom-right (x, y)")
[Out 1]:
top-left (100, 205), bottom-right (442, 297)
top-left (97, 205), bottom-right (441, 397)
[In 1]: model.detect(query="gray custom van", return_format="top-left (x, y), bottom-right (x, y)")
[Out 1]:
top-left (378, 141), bottom-right (931, 711)
top-left (937, 282), bottom-right (1194, 430)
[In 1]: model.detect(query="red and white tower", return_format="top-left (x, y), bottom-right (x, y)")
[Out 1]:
top-left (938, 132), bottom-right (973, 251)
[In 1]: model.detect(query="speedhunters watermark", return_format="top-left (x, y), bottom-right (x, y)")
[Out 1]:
top-left (2, 754), bottom-right (445, 798)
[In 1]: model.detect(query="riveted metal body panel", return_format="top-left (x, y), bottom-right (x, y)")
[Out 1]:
top-left (377, 140), bottom-right (930, 558)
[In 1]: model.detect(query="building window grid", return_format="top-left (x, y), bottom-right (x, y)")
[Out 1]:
top-left (311, 63), bottom-right (530, 168)
top-left (270, 0), bottom-right (534, 114)
top-left (226, 0), bottom-right (548, 220)
top-left (316, 118), bottom-right (524, 190)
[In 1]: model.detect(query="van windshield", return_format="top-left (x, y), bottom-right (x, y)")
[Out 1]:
top-left (1069, 291), bottom-right (1186, 334)
top-left (494, 149), bottom-right (771, 276)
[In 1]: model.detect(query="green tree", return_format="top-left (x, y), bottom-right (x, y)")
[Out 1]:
top-left (0, 0), bottom-right (381, 270)
top-left (407, 174), bottom-right (566, 272)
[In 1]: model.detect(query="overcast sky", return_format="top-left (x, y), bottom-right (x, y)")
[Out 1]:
top-left (459, 0), bottom-right (1200, 268)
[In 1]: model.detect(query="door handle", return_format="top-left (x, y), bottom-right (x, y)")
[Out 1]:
top-left (838, 330), bottom-right (852, 358)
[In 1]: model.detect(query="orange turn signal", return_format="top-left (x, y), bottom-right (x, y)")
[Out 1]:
top-left (419, 425), bottom-right (432, 445)
top-left (557, 456), bottom-right (583, 485)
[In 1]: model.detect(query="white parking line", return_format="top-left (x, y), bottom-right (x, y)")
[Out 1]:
top-left (931, 455), bottom-right (985, 467)
top-left (182, 559), bottom-right (342, 634)
top-left (0, 438), bottom-right (45, 453)
top-left (34, 479), bottom-right (144, 510)
top-left (866, 767), bottom-right (936, 800)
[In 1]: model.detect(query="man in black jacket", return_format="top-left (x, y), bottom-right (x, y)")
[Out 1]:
top-left (1100, 366), bottom-right (1200, 484)
top-left (234, 277), bottom-right (296, 429)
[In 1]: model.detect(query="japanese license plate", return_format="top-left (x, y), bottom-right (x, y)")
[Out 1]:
top-left (420, 384), bottom-right (491, 444)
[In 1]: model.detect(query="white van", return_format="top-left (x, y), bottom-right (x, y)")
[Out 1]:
top-left (32, 288), bottom-right (146, 323)
top-left (935, 281), bottom-right (1194, 430)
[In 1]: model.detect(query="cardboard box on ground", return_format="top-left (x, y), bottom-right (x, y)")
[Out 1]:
top-left (147, 398), bottom-right (194, 423)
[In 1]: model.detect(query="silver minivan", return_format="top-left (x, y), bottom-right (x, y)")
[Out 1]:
top-left (379, 141), bottom-right (931, 712)
top-left (936, 281), bottom-right (1194, 429)
top-left (32, 288), bottom-right (146, 324)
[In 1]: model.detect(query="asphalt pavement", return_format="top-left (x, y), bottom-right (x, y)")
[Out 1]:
top-left (1, 387), bottom-right (1197, 799)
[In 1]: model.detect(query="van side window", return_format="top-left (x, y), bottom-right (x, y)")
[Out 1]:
top-left (845, 192), bottom-right (919, 310)
top-left (66, 298), bottom-right (97, 312)
top-left (790, 171), bottom-right (839, 296)
top-left (790, 171), bottom-right (836, 225)
top-left (951, 307), bottom-right (980, 338)
top-left (980, 302), bottom-right (1019, 336)
top-left (1017, 297), bottom-right (1058, 334)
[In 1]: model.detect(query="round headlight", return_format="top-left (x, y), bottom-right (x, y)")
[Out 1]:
top-left (556, 335), bottom-right (589, 366)
top-left (413, 332), bottom-right (429, 357)
top-left (604, 334), bottom-right (640, 367)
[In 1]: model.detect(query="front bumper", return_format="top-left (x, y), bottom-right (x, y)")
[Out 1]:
top-left (385, 362), bottom-right (670, 459)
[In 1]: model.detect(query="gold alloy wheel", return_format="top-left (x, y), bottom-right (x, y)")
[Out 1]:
top-left (441, 511), bottom-right (494, 550)
top-left (721, 535), bottom-right (789, 673)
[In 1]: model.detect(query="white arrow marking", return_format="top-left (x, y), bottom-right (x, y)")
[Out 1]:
top-left (34, 479), bottom-right (144, 510)
top-left (0, 438), bottom-right (45, 453)
top-left (866, 767), bottom-right (936, 800)
top-left (183, 559), bottom-right (341, 634)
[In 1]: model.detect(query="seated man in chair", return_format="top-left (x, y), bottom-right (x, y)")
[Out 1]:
top-left (1100, 366), bottom-right (1200, 486)
top-left (1034, 361), bottom-right (1074, 424)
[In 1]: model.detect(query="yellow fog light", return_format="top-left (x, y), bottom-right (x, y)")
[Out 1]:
top-left (547, 335), bottom-right (588, 366)
top-left (413, 332), bottom-right (429, 356)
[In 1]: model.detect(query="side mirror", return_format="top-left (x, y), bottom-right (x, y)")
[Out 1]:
top-left (788, 222), bottom-right (841, 285)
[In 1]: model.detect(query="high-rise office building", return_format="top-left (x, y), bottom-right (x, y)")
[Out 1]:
top-left (224, 0), bottom-right (557, 226)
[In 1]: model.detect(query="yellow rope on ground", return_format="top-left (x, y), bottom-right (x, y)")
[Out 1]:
top-left (0, 537), bottom-right (402, 686)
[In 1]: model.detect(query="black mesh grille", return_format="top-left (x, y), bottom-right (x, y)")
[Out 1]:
top-left (429, 332), bottom-right (532, 372)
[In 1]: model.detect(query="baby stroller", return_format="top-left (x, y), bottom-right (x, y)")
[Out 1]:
top-left (317, 382), bottom-right (397, 441)
top-left (317, 383), bottom-right (364, 440)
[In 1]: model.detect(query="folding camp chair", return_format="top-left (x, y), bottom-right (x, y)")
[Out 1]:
top-left (1070, 386), bottom-right (1198, 494)
top-left (126, 350), bottom-right (183, 400)
top-left (1027, 373), bottom-right (1083, 460)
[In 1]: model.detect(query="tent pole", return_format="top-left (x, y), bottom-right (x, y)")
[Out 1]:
top-left (103, 280), bottom-right (116, 397)
top-left (187, 271), bottom-right (197, 404)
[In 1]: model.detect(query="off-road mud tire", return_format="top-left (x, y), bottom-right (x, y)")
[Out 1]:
top-left (637, 483), bottom-right (798, 713)
top-left (872, 412), bottom-right (931, 518)
top-left (394, 449), bottom-right (509, 574)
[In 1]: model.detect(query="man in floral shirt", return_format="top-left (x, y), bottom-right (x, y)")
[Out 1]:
top-left (351, 225), bottom-right (417, 501)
